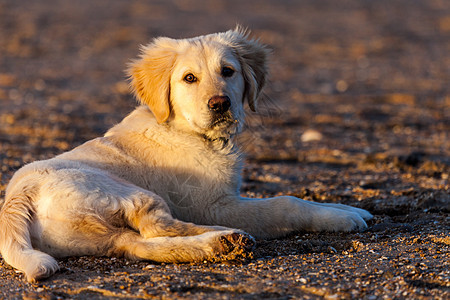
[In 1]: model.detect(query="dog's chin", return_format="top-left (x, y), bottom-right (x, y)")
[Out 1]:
top-left (203, 118), bottom-right (240, 141)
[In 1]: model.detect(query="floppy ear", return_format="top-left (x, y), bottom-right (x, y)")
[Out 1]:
top-left (128, 38), bottom-right (178, 123)
top-left (227, 28), bottom-right (270, 112)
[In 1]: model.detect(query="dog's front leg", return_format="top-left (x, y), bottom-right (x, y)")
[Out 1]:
top-left (207, 196), bottom-right (372, 239)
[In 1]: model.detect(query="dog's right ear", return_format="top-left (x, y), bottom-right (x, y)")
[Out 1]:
top-left (128, 38), bottom-right (178, 124)
top-left (224, 28), bottom-right (270, 112)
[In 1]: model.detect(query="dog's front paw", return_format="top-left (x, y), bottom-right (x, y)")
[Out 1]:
top-left (334, 204), bottom-right (373, 221)
top-left (311, 208), bottom-right (369, 232)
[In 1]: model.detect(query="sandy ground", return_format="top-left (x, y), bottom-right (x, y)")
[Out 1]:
top-left (0, 0), bottom-right (449, 298)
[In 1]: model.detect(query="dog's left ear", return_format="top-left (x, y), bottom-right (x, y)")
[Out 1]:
top-left (227, 28), bottom-right (270, 112)
top-left (128, 38), bottom-right (178, 124)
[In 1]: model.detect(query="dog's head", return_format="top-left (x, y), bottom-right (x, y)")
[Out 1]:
top-left (128, 28), bottom-right (269, 140)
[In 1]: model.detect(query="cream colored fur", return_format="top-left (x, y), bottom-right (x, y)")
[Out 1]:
top-left (0, 28), bottom-right (372, 282)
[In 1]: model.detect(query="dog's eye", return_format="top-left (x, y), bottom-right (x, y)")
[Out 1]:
top-left (221, 67), bottom-right (234, 78)
top-left (184, 74), bottom-right (197, 83)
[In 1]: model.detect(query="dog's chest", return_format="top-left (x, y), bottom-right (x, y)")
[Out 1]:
top-left (102, 115), bottom-right (244, 210)
top-left (158, 141), bottom-right (240, 187)
top-left (138, 138), bottom-right (242, 211)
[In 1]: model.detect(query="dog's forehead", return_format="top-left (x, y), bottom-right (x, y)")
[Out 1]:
top-left (176, 39), bottom-right (240, 71)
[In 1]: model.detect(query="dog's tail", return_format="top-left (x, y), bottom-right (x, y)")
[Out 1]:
top-left (0, 186), bottom-right (59, 282)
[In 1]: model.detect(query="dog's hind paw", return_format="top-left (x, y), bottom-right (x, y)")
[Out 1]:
top-left (215, 232), bottom-right (255, 261)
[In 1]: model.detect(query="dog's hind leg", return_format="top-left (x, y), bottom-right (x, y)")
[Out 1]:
top-left (86, 190), bottom-right (255, 262)
top-left (109, 229), bottom-right (255, 263)
top-left (76, 210), bottom-right (255, 263)
top-left (118, 191), bottom-right (232, 238)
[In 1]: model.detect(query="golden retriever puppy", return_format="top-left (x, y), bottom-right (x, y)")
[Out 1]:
top-left (0, 28), bottom-right (372, 282)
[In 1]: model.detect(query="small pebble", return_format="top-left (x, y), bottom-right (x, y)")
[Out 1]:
top-left (301, 129), bottom-right (323, 142)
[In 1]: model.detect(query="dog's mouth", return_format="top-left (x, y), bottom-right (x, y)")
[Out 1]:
top-left (210, 113), bottom-right (236, 128)
top-left (211, 117), bottom-right (233, 128)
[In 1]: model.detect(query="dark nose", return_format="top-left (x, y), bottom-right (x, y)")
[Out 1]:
top-left (208, 96), bottom-right (231, 114)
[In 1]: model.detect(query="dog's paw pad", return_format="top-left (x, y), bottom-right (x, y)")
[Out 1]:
top-left (217, 232), bottom-right (255, 261)
top-left (220, 232), bottom-right (255, 251)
